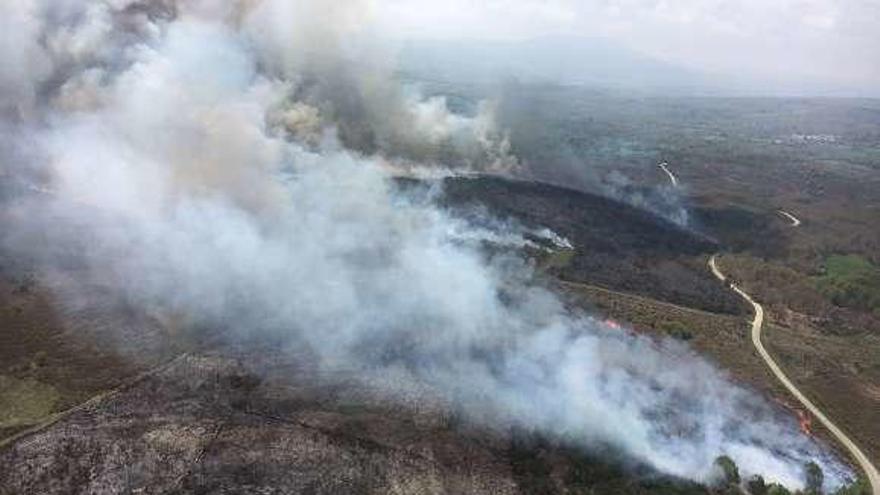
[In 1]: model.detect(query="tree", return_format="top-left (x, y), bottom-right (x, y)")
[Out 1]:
top-left (833, 478), bottom-right (870, 495)
top-left (714, 456), bottom-right (740, 486)
top-left (804, 461), bottom-right (824, 494)
top-left (766, 483), bottom-right (792, 495)
top-left (747, 475), bottom-right (768, 495)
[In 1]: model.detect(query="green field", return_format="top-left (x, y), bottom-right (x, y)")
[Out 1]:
top-left (816, 255), bottom-right (880, 315)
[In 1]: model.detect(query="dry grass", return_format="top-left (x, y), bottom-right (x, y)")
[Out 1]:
top-left (716, 254), bottom-right (880, 464)
top-left (0, 376), bottom-right (59, 429)
top-left (0, 273), bottom-right (175, 443)
top-left (763, 322), bottom-right (880, 464)
top-left (558, 277), bottom-right (880, 476)
top-left (558, 279), bottom-right (786, 398)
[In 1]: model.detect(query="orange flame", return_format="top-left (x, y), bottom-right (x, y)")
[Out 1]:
top-left (797, 410), bottom-right (813, 436)
top-left (604, 318), bottom-right (622, 330)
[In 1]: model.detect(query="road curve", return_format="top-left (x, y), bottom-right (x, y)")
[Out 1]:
top-left (658, 162), bottom-right (679, 187)
top-left (777, 210), bottom-right (802, 227)
top-left (709, 255), bottom-right (880, 495)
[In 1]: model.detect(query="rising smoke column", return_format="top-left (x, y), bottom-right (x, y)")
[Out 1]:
top-left (0, 1), bottom-right (850, 491)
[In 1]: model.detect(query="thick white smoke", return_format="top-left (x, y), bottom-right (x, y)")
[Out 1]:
top-left (605, 169), bottom-right (691, 227)
top-left (0, 1), bottom-right (850, 491)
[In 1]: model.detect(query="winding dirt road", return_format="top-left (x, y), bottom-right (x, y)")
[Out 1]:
top-left (777, 210), bottom-right (802, 227)
top-left (709, 255), bottom-right (880, 494)
top-left (658, 162), bottom-right (679, 187)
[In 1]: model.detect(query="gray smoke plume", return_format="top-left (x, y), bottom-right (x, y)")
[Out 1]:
top-left (488, 82), bottom-right (692, 227)
top-left (604, 169), bottom-right (690, 227)
top-left (0, 1), bottom-right (849, 491)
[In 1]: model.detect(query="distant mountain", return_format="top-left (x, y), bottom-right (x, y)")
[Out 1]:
top-left (396, 36), bottom-right (879, 97)
top-left (397, 36), bottom-right (717, 93)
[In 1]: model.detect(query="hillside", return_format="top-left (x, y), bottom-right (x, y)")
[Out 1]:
top-left (0, 178), bottom-right (776, 494)
top-left (438, 175), bottom-right (744, 314)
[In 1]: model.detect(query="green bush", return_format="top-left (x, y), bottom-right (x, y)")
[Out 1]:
top-left (804, 461), bottom-right (823, 494)
top-left (714, 456), bottom-right (740, 486)
top-left (765, 483), bottom-right (791, 495)
top-left (747, 475), bottom-right (767, 495)
top-left (833, 478), bottom-right (871, 495)
top-left (658, 320), bottom-right (694, 341)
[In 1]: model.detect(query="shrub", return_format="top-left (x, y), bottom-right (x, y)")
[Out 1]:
top-left (833, 478), bottom-right (870, 495)
top-left (766, 483), bottom-right (791, 495)
top-left (804, 461), bottom-right (823, 494)
top-left (714, 456), bottom-right (740, 486)
top-left (747, 475), bottom-right (767, 495)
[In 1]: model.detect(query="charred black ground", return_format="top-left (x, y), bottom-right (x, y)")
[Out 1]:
top-left (437, 175), bottom-right (743, 314)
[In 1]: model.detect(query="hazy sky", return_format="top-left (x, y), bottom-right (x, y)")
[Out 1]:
top-left (373, 0), bottom-right (880, 93)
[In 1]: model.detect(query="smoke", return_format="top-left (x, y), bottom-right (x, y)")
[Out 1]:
top-left (604, 169), bottom-right (690, 227)
top-left (0, 1), bottom-right (850, 491)
top-left (490, 82), bottom-right (692, 227)
top-left (234, 0), bottom-right (518, 173)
